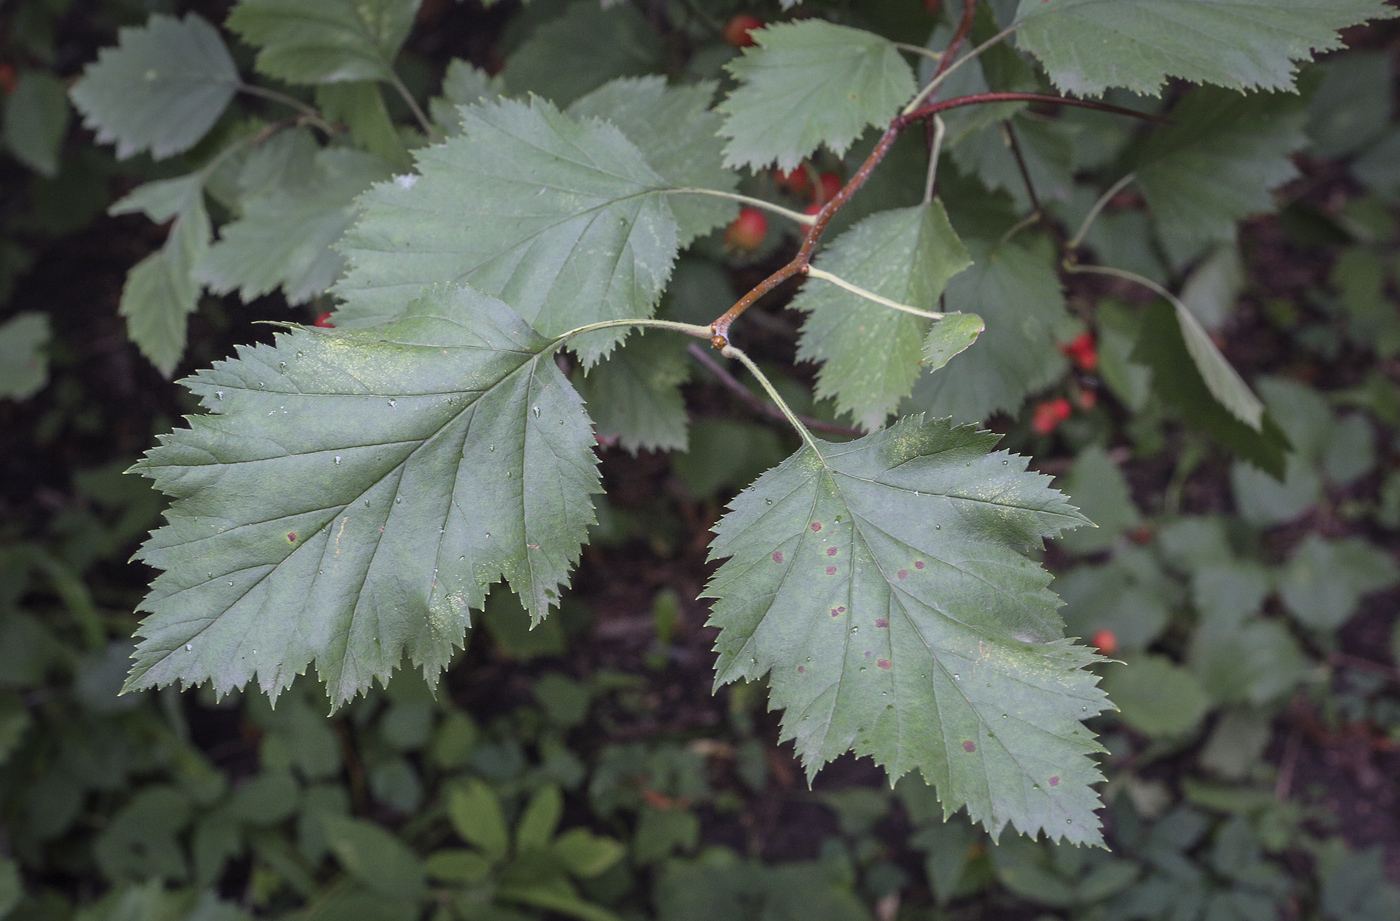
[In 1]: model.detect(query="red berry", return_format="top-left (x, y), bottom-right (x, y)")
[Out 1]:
top-left (1030, 397), bottom-right (1072, 435)
top-left (774, 165), bottom-right (809, 196)
top-left (724, 207), bottom-right (768, 252)
top-left (314, 311), bottom-right (335, 328)
top-left (723, 14), bottom-right (763, 48)
top-left (1060, 331), bottom-right (1098, 372)
top-left (1090, 629), bottom-right (1118, 656)
top-left (0, 64), bottom-right (15, 97)
top-left (813, 172), bottom-right (842, 205)
top-left (803, 202), bottom-right (823, 216)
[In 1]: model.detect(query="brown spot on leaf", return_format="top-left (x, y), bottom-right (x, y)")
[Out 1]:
top-left (287, 533), bottom-right (297, 543)
top-left (878, 658), bottom-right (891, 669)
top-left (1049, 776), bottom-right (1059, 786)
top-left (875, 618), bottom-right (888, 628)
top-left (897, 569), bottom-right (908, 579)
top-left (826, 565), bottom-right (836, 575)
top-left (830, 608), bottom-right (841, 617)
top-left (773, 551), bottom-right (783, 563)
top-left (797, 665), bottom-right (805, 673)
top-left (826, 547), bottom-right (837, 556)
top-left (810, 522), bottom-right (822, 532)
top-left (915, 560), bottom-right (925, 569)
top-left (963, 741), bottom-right (976, 753)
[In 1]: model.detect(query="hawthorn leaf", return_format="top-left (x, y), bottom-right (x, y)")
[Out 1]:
top-left (69, 13), bottom-right (238, 160)
top-left (502, 0), bottom-right (664, 107)
top-left (704, 416), bottom-right (1107, 844)
top-left (3, 71), bottom-right (71, 176)
top-left (568, 77), bottom-right (737, 247)
top-left (430, 60), bottom-right (504, 137)
top-left (226, 0), bottom-right (420, 85)
top-left (1277, 535), bottom-right (1400, 631)
top-left (1014, 0), bottom-right (1397, 97)
top-left (126, 285), bottom-right (601, 706)
top-left (718, 21), bottom-right (917, 172)
top-left (335, 97), bottom-right (680, 365)
top-left (110, 175), bottom-right (212, 376)
top-left (198, 147), bottom-right (394, 304)
top-left (1135, 87), bottom-right (1307, 264)
top-left (904, 236), bottom-right (1068, 423)
top-left (792, 203), bottom-right (974, 430)
top-left (0, 313), bottom-right (50, 401)
top-left (575, 331), bottom-right (690, 454)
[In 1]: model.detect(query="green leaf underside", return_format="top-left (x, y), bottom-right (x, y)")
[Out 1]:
top-left (127, 285), bottom-right (600, 706)
top-left (1135, 87), bottom-right (1307, 261)
top-left (3, 71), bottom-right (71, 176)
top-left (69, 13), bottom-right (238, 160)
top-left (0, 313), bottom-right (51, 400)
top-left (1133, 301), bottom-right (1289, 478)
top-left (793, 203), bottom-right (974, 430)
top-left (430, 60), bottom-right (504, 136)
top-left (1014, 0), bottom-right (1398, 96)
top-left (568, 77), bottom-right (737, 248)
top-left (226, 0), bottom-right (420, 85)
top-left (576, 331), bottom-right (690, 454)
top-left (110, 175), bottom-right (212, 376)
top-left (906, 237), bottom-right (1068, 423)
top-left (704, 417), bottom-right (1106, 844)
top-left (199, 147), bottom-right (394, 304)
top-left (718, 21), bottom-right (917, 172)
top-left (503, 0), bottom-right (665, 108)
top-left (334, 96), bottom-right (680, 365)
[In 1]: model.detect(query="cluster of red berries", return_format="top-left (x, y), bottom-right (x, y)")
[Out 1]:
top-left (1061, 331), bottom-right (1099, 372)
top-left (1030, 332), bottom-right (1102, 434)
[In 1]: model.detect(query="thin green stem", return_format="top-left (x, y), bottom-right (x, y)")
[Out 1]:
top-left (238, 82), bottom-right (336, 134)
top-left (923, 115), bottom-right (946, 204)
top-left (902, 23), bottom-right (1020, 117)
top-left (668, 189), bottom-right (816, 226)
top-left (1063, 261), bottom-right (1180, 309)
top-left (1068, 172), bottom-right (1137, 250)
top-left (720, 344), bottom-right (822, 456)
top-left (997, 210), bottom-right (1042, 245)
top-left (386, 70), bottom-right (439, 142)
top-left (555, 317), bottom-right (715, 346)
top-left (805, 267), bottom-right (944, 320)
top-left (895, 42), bottom-right (943, 63)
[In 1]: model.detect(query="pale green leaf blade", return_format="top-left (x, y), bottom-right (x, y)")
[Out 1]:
top-left (904, 236), bottom-right (1068, 422)
top-left (569, 77), bottom-right (737, 247)
top-left (110, 174), bottom-right (212, 376)
top-left (198, 148), bottom-right (394, 304)
top-left (226, 0), bottom-right (420, 85)
top-left (334, 98), bottom-right (680, 365)
top-left (718, 21), bottom-right (916, 171)
top-left (1172, 298), bottom-right (1263, 431)
top-left (575, 330), bottom-right (690, 454)
top-left (704, 417), bottom-right (1106, 844)
top-left (430, 60), bottom-right (504, 137)
top-left (793, 203), bottom-right (973, 430)
top-left (923, 312), bottom-right (984, 372)
top-left (3, 71), bottom-right (71, 176)
top-left (126, 285), bottom-right (600, 705)
top-left (0, 313), bottom-right (51, 401)
top-left (69, 13), bottom-right (238, 160)
top-left (1013, 0), bottom-right (1397, 96)
top-left (1135, 87), bottom-right (1307, 262)
top-left (502, 0), bottom-right (664, 108)
top-left (1277, 536), bottom-right (1400, 631)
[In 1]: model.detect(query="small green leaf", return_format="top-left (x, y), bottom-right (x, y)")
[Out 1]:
top-left (705, 416), bottom-right (1106, 843)
top-left (430, 60), bottom-right (504, 136)
top-left (569, 77), bottom-right (737, 247)
top-left (110, 174), bottom-right (212, 376)
top-left (314, 83), bottom-right (410, 170)
top-left (1014, 0), bottom-right (1397, 96)
top-left (69, 13), bottom-right (238, 160)
top-left (1180, 242), bottom-right (1244, 332)
top-left (575, 330), bottom-right (690, 454)
top-left (924, 313), bottom-right (984, 372)
top-left (226, 0), bottom-right (420, 85)
top-left (448, 780), bottom-right (509, 862)
top-left (1101, 655), bottom-right (1208, 738)
top-left (1055, 446), bottom-right (1138, 555)
top-left (906, 236), bottom-right (1068, 423)
top-left (503, 0), bottom-right (664, 107)
top-left (424, 848), bottom-right (492, 883)
top-left (793, 202), bottom-right (973, 430)
top-left (3, 71), bottom-right (71, 176)
top-left (323, 815), bottom-right (426, 903)
top-left (1135, 87), bottom-right (1307, 262)
top-left (0, 313), bottom-right (50, 401)
top-left (1132, 300), bottom-right (1289, 478)
top-left (335, 97), bottom-right (679, 365)
top-left (126, 286), bottom-right (600, 705)
top-left (198, 147), bottom-right (393, 304)
top-left (1305, 52), bottom-right (1393, 158)
top-left (718, 21), bottom-right (916, 171)
top-left (516, 785), bottom-right (563, 853)
top-left (554, 828), bottom-right (625, 878)
top-left (1277, 535), bottom-right (1400, 631)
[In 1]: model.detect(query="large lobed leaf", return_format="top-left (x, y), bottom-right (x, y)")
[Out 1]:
top-left (126, 285), bottom-right (600, 705)
top-left (792, 203), bottom-right (976, 431)
top-left (704, 417), bottom-right (1107, 844)
top-left (1014, 0), bottom-right (1397, 97)
top-left (226, 0), bottom-right (421, 85)
top-left (718, 21), bottom-right (916, 172)
top-left (335, 93), bottom-right (709, 363)
top-left (69, 13), bottom-right (238, 160)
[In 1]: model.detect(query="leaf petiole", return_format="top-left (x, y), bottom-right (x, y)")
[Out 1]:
top-left (1067, 172), bottom-right (1138, 250)
top-left (668, 188), bottom-right (817, 226)
top-left (804, 267), bottom-right (944, 320)
top-left (718, 343), bottom-right (822, 456)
